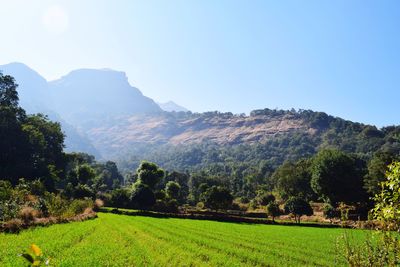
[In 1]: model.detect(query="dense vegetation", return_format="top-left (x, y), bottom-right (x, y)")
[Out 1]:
top-left (0, 72), bottom-right (122, 227)
top-left (0, 212), bottom-right (365, 266)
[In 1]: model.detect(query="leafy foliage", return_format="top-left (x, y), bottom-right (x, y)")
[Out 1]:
top-left (266, 202), bottom-right (281, 222)
top-left (284, 197), bottom-right (313, 223)
top-left (311, 149), bottom-right (366, 205)
top-left (202, 186), bottom-right (233, 210)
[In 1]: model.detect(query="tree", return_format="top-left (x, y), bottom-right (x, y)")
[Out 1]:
top-left (272, 159), bottom-right (315, 201)
top-left (364, 152), bottom-right (399, 195)
top-left (130, 184), bottom-right (156, 210)
top-left (165, 181), bottom-right (181, 200)
top-left (163, 171), bottom-right (189, 203)
top-left (0, 73), bottom-right (28, 183)
top-left (373, 162), bottom-right (400, 230)
top-left (110, 188), bottom-right (130, 208)
top-left (202, 186), bottom-right (233, 211)
top-left (136, 161), bottom-right (165, 190)
top-left (266, 202), bottom-right (280, 222)
top-left (340, 162), bottom-right (400, 266)
top-left (256, 191), bottom-right (275, 206)
top-left (284, 197), bottom-right (313, 223)
top-left (311, 149), bottom-right (367, 205)
top-left (76, 164), bottom-right (95, 185)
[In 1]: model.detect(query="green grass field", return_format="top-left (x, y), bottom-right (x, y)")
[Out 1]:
top-left (0, 213), bottom-right (365, 266)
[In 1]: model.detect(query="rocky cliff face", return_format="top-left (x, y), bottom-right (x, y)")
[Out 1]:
top-left (84, 112), bottom-right (312, 157)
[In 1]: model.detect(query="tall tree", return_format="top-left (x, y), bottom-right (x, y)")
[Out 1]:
top-left (0, 73), bottom-right (28, 183)
top-left (136, 161), bottom-right (165, 190)
top-left (272, 158), bottom-right (315, 201)
top-left (364, 152), bottom-right (399, 195)
top-left (311, 149), bottom-right (367, 205)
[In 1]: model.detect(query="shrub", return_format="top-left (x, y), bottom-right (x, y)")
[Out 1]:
top-left (93, 199), bottom-right (104, 211)
top-left (257, 193), bottom-right (275, 206)
top-left (45, 194), bottom-right (69, 217)
top-left (196, 202), bottom-right (205, 210)
top-left (19, 207), bottom-right (40, 223)
top-left (2, 218), bottom-right (23, 233)
top-left (63, 199), bottom-right (93, 218)
top-left (0, 200), bottom-right (20, 222)
top-left (0, 180), bottom-right (13, 201)
top-left (323, 203), bottom-right (336, 222)
top-left (73, 184), bottom-right (94, 199)
top-left (109, 188), bottom-right (130, 208)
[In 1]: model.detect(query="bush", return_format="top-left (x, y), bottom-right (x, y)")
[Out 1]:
top-left (73, 184), bottom-right (94, 199)
top-left (45, 194), bottom-right (69, 217)
top-left (257, 193), bottom-right (275, 206)
top-left (93, 199), bottom-right (104, 211)
top-left (19, 207), bottom-right (40, 223)
top-left (196, 202), bottom-right (205, 210)
top-left (1, 218), bottom-right (23, 233)
top-left (109, 188), bottom-right (130, 208)
top-left (323, 203), bottom-right (336, 222)
top-left (63, 199), bottom-right (93, 218)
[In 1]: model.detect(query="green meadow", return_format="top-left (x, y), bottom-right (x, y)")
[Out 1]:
top-left (0, 213), bottom-right (366, 266)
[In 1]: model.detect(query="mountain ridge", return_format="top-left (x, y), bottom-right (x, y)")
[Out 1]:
top-left (1, 62), bottom-right (399, 165)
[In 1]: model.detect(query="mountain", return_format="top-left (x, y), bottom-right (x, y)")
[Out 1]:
top-left (157, 101), bottom-right (189, 112)
top-left (48, 69), bottom-right (161, 127)
top-left (115, 109), bottom-right (400, 173)
top-left (2, 63), bottom-right (400, 172)
top-left (0, 62), bottom-right (50, 114)
top-left (0, 63), bottom-right (164, 158)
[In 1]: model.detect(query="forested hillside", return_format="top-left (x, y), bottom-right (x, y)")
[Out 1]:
top-left (117, 108), bottom-right (400, 173)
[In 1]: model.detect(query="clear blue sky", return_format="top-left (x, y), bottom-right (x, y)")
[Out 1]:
top-left (0, 0), bottom-right (399, 127)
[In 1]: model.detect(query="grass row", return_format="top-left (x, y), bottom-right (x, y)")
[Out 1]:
top-left (0, 213), bottom-right (366, 266)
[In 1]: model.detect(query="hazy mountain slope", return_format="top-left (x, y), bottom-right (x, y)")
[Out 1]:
top-left (0, 63), bottom-right (165, 158)
top-left (0, 63), bottom-right (100, 157)
top-left (48, 69), bottom-right (162, 127)
top-left (158, 101), bottom-right (189, 112)
top-left (0, 62), bottom-right (50, 114)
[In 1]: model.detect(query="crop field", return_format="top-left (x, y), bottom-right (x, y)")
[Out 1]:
top-left (0, 213), bottom-right (365, 266)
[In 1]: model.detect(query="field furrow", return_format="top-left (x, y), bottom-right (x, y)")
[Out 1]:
top-left (0, 213), bottom-right (365, 266)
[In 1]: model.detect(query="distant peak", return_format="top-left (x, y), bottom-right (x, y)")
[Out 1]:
top-left (62, 68), bottom-right (126, 78)
top-left (158, 101), bottom-right (189, 112)
top-left (1, 62), bottom-right (43, 75)
top-left (0, 62), bottom-right (48, 83)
